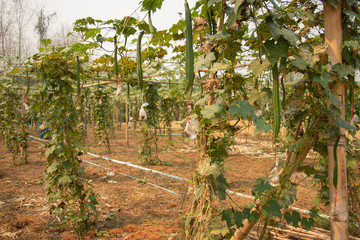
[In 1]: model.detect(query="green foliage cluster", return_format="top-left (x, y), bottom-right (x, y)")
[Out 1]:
top-left (93, 86), bottom-right (113, 152)
top-left (0, 78), bottom-right (28, 164)
top-left (32, 41), bottom-right (98, 238)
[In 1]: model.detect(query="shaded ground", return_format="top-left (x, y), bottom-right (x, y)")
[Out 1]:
top-left (0, 123), bottom-right (331, 239)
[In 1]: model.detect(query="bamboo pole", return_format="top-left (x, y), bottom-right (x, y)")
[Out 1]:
top-left (81, 63), bottom-right (250, 88)
top-left (125, 83), bottom-right (130, 147)
top-left (324, 1), bottom-right (349, 239)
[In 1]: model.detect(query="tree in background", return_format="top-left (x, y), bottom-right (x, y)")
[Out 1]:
top-left (12, 0), bottom-right (32, 58)
top-left (34, 6), bottom-right (56, 48)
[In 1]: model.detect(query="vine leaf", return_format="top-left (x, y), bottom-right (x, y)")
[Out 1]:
top-left (58, 175), bottom-right (72, 185)
top-left (248, 58), bottom-right (271, 78)
top-left (332, 63), bottom-right (355, 78)
top-left (325, 89), bottom-right (343, 108)
top-left (201, 104), bottom-right (223, 119)
top-left (252, 178), bottom-right (271, 197)
top-left (313, 72), bottom-right (331, 89)
top-left (141, 0), bottom-right (164, 12)
top-left (290, 55), bottom-right (308, 70)
top-left (300, 217), bottom-right (314, 231)
top-left (334, 117), bottom-right (357, 131)
top-left (229, 100), bottom-right (257, 119)
top-left (198, 158), bottom-right (222, 177)
top-left (222, 209), bottom-right (235, 228)
top-left (46, 161), bottom-right (59, 173)
top-left (210, 62), bottom-right (231, 72)
top-left (194, 53), bottom-right (216, 72)
top-left (278, 184), bottom-right (297, 209)
top-left (262, 199), bottom-right (282, 219)
top-left (254, 119), bottom-right (272, 133)
top-left (284, 211), bottom-right (301, 227)
top-left (266, 18), bottom-right (299, 45)
top-left (248, 88), bottom-right (272, 107)
top-left (264, 37), bottom-right (289, 65)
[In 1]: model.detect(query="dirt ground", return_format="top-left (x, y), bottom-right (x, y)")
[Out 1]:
top-left (0, 123), bottom-right (330, 240)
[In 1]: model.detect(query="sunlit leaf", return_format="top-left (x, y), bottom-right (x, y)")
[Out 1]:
top-left (201, 104), bottom-right (223, 119)
top-left (247, 58), bottom-right (271, 78)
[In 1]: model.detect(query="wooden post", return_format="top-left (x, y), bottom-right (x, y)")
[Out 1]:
top-left (115, 104), bottom-right (119, 131)
top-left (125, 96), bottom-right (129, 147)
top-left (324, 1), bottom-right (349, 239)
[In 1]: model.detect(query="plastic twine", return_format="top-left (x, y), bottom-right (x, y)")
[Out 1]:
top-left (274, 140), bottom-right (278, 167)
top-left (185, 90), bottom-right (190, 123)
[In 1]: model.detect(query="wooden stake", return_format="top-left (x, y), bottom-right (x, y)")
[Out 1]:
top-left (324, 1), bottom-right (349, 239)
top-left (125, 96), bottom-right (129, 147)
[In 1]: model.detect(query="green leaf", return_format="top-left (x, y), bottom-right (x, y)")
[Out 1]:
top-left (62, 161), bottom-right (71, 170)
top-left (252, 178), bottom-right (271, 197)
top-left (194, 53), bottom-right (216, 72)
top-left (211, 226), bottom-right (229, 236)
top-left (222, 209), bottom-right (235, 228)
top-left (328, 0), bottom-right (339, 8)
top-left (84, 28), bottom-right (101, 40)
top-left (44, 145), bottom-right (57, 158)
top-left (266, 18), bottom-right (299, 45)
top-left (141, 0), bottom-right (164, 12)
top-left (201, 104), bottom-right (223, 119)
top-left (334, 117), bottom-right (357, 131)
top-left (210, 62), bottom-right (231, 72)
top-left (264, 37), bottom-right (289, 65)
top-left (262, 199), bottom-right (282, 219)
top-left (234, 0), bottom-right (245, 14)
top-left (278, 184), bottom-right (297, 209)
top-left (254, 119), bottom-right (272, 133)
top-left (300, 217), bottom-right (314, 231)
top-left (332, 63), bottom-right (355, 78)
top-left (231, 211), bottom-right (243, 228)
top-left (290, 55), bottom-right (308, 70)
top-left (247, 58), bottom-right (271, 78)
top-left (198, 158), bottom-right (222, 177)
top-left (46, 161), bottom-right (59, 174)
top-left (343, 8), bottom-right (360, 20)
top-left (248, 88), bottom-right (272, 106)
top-left (58, 175), bottom-right (72, 185)
top-left (229, 100), bottom-right (256, 119)
top-left (325, 88), bottom-right (344, 108)
top-left (344, 40), bottom-right (359, 49)
top-left (284, 211), bottom-right (301, 227)
top-left (209, 30), bottom-right (231, 40)
top-left (313, 72), bottom-right (331, 88)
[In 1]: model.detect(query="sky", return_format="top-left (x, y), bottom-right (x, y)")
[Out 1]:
top-left (32, 0), bottom-right (197, 34)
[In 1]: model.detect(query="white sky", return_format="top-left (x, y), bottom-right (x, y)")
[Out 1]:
top-left (32, 0), bottom-right (197, 33)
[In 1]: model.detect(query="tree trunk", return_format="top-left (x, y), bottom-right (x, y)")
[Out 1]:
top-left (324, 1), bottom-right (349, 239)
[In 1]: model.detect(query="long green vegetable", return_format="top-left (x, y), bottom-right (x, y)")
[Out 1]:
top-left (148, 10), bottom-right (155, 33)
top-left (114, 35), bottom-right (119, 77)
top-left (25, 67), bottom-right (29, 96)
top-left (333, 135), bottom-right (340, 189)
top-left (76, 56), bottom-right (80, 95)
top-left (272, 64), bottom-right (280, 139)
top-left (184, 0), bottom-right (194, 93)
top-left (137, 31), bottom-right (144, 89)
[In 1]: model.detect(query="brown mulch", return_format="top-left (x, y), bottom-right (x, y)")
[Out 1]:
top-left (0, 124), bottom-right (333, 239)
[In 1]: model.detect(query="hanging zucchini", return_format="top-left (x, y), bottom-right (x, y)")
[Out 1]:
top-left (76, 55), bottom-right (81, 95)
top-left (137, 31), bottom-right (144, 89)
top-left (184, 0), bottom-right (194, 93)
top-left (272, 64), bottom-right (280, 139)
top-left (114, 35), bottom-right (119, 77)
